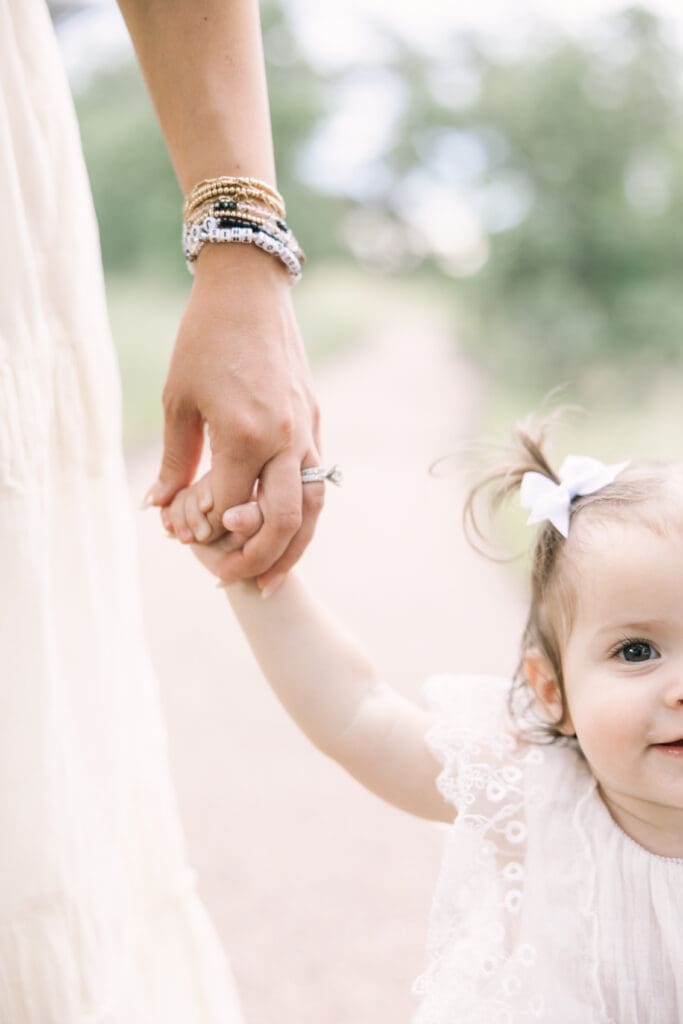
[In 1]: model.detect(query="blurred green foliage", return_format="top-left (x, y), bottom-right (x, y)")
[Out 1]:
top-left (73, 2), bottom-right (683, 400)
top-left (380, 7), bottom-right (683, 379)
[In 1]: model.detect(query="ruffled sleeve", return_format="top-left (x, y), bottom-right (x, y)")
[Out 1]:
top-left (414, 674), bottom-right (548, 1023)
top-left (414, 674), bottom-right (606, 1024)
top-left (422, 673), bottom-right (523, 815)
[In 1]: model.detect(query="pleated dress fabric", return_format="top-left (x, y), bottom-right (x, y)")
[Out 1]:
top-left (0, 2), bottom-right (244, 1021)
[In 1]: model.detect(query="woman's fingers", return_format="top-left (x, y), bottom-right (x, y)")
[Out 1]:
top-left (222, 501), bottom-right (263, 537)
top-left (256, 476), bottom-right (324, 592)
top-left (146, 397), bottom-right (204, 508)
top-left (159, 447), bottom-right (328, 589)
top-left (214, 454), bottom-right (314, 584)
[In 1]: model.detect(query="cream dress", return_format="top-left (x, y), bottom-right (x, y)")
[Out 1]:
top-left (0, 1), bottom-right (243, 1020)
top-left (415, 674), bottom-right (683, 1023)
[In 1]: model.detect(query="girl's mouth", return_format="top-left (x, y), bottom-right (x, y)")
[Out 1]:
top-left (653, 739), bottom-right (683, 756)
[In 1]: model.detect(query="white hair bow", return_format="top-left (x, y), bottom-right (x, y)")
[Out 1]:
top-left (520, 454), bottom-right (630, 538)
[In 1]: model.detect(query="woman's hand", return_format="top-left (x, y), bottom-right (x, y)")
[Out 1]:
top-left (118, 0), bottom-right (325, 591)
top-left (145, 243), bottom-right (325, 591)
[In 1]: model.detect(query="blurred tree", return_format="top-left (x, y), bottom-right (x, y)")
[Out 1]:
top-left (378, 7), bottom-right (683, 379)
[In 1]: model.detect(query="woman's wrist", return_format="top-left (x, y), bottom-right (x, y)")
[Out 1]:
top-left (192, 236), bottom-right (291, 288)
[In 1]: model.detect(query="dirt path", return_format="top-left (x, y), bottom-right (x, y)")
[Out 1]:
top-left (126, 317), bottom-right (526, 1024)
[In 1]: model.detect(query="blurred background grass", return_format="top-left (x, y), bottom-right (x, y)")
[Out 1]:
top-left (52, 1), bottom-right (683, 463)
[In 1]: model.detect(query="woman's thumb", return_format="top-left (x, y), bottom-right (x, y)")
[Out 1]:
top-left (141, 407), bottom-right (203, 509)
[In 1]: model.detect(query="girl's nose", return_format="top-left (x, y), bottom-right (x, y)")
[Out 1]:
top-left (662, 675), bottom-right (683, 707)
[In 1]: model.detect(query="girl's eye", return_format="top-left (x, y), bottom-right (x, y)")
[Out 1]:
top-left (616, 640), bottom-right (659, 663)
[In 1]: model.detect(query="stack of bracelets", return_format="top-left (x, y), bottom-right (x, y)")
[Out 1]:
top-left (182, 175), bottom-right (306, 284)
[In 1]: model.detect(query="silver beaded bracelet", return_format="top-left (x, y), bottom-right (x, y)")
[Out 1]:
top-left (182, 202), bottom-right (305, 283)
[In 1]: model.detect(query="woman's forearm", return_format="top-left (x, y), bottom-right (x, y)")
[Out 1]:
top-left (116, 0), bottom-right (277, 191)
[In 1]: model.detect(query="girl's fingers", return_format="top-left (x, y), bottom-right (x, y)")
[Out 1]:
top-left (197, 472), bottom-right (214, 515)
top-left (160, 505), bottom-right (175, 536)
top-left (185, 489), bottom-right (212, 542)
top-left (161, 481), bottom-right (261, 549)
top-left (167, 487), bottom-right (194, 543)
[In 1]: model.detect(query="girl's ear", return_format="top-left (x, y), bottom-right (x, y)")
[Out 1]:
top-left (522, 648), bottom-right (575, 735)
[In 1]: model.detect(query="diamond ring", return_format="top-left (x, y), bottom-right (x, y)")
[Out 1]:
top-left (301, 465), bottom-right (342, 486)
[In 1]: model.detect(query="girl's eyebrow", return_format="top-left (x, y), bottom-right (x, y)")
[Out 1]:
top-left (593, 618), bottom-right (670, 638)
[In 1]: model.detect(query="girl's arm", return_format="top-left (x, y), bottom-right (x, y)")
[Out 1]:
top-left (224, 575), bottom-right (454, 823)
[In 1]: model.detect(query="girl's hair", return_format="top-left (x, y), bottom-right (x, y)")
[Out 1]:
top-left (463, 411), bottom-right (669, 745)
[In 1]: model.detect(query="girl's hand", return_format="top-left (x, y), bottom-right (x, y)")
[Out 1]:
top-left (162, 477), bottom-right (264, 581)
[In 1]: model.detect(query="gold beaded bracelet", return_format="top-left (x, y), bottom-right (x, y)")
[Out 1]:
top-left (183, 175), bottom-right (285, 221)
top-left (187, 174), bottom-right (282, 202)
top-left (185, 188), bottom-right (284, 222)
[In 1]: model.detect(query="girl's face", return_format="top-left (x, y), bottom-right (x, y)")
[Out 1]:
top-left (530, 514), bottom-right (683, 857)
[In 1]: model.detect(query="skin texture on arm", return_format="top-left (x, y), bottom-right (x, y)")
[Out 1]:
top-left (115, 0), bottom-right (276, 189)
top-left (222, 574), bottom-right (453, 822)
top-left (117, 0), bottom-right (325, 592)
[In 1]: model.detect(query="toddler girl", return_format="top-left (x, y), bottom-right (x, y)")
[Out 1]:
top-left (162, 416), bottom-right (683, 1023)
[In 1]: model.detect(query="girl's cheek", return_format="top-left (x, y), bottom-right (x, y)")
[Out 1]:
top-left (577, 692), bottom-right (641, 765)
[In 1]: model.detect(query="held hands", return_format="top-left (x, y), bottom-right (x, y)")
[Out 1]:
top-left (161, 476), bottom-right (269, 591)
top-left (142, 244), bottom-right (324, 593)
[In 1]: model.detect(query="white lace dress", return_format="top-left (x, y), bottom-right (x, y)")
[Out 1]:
top-left (0, 1), bottom-right (243, 1020)
top-left (414, 674), bottom-right (683, 1024)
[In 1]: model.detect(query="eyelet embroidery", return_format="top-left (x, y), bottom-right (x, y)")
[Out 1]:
top-left (415, 674), bottom-right (616, 1024)
top-left (414, 676), bottom-right (548, 1022)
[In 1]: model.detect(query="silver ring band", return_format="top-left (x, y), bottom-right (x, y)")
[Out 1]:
top-left (301, 465), bottom-right (342, 486)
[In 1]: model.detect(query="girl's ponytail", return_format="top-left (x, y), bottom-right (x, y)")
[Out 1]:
top-left (462, 411), bottom-right (562, 556)
top-left (461, 411), bottom-right (574, 744)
